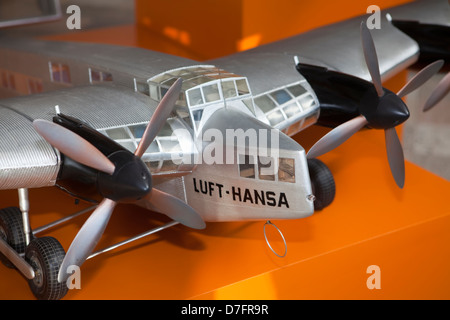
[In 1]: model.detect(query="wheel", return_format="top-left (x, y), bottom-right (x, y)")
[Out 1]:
top-left (0, 207), bottom-right (27, 268)
top-left (308, 158), bottom-right (336, 211)
top-left (25, 237), bottom-right (68, 300)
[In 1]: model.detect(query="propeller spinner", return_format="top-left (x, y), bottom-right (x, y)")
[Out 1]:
top-left (33, 78), bottom-right (206, 283)
top-left (307, 22), bottom-right (446, 189)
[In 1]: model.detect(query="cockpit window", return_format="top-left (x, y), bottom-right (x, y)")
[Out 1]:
top-left (147, 66), bottom-right (252, 132)
top-left (188, 87), bottom-right (203, 106)
top-left (203, 83), bottom-right (220, 103)
top-left (236, 79), bottom-right (250, 95)
top-left (221, 80), bottom-right (237, 99)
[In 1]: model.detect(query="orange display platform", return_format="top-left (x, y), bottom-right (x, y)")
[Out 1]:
top-left (1, 0), bottom-right (450, 300)
top-left (1, 121), bottom-right (449, 300)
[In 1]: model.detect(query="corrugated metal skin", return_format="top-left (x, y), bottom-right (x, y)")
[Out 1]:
top-left (0, 84), bottom-right (159, 129)
top-left (208, 10), bottom-right (420, 94)
top-left (0, 106), bottom-right (59, 189)
top-left (0, 84), bottom-right (162, 190)
top-left (0, 37), bottom-right (200, 82)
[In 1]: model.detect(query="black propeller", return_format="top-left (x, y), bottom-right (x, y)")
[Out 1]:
top-left (33, 78), bottom-right (206, 283)
top-left (307, 22), bottom-right (445, 189)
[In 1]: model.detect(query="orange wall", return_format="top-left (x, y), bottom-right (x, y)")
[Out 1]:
top-left (135, 0), bottom-right (413, 59)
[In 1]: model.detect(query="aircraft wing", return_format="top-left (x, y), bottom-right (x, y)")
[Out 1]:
top-left (0, 84), bottom-right (197, 190)
top-left (0, 104), bottom-right (60, 189)
top-left (208, 0), bottom-right (447, 95)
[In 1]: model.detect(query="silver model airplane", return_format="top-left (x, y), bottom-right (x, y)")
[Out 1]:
top-left (0, 0), bottom-right (449, 299)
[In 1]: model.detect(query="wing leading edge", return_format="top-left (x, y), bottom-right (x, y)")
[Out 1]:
top-left (209, 7), bottom-right (421, 89)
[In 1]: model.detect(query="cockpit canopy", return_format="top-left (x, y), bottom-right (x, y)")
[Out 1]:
top-left (143, 65), bottom-right (254, 132)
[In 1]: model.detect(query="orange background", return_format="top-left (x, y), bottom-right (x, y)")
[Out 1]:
top-left (1, 0), bottom-right (450, 300)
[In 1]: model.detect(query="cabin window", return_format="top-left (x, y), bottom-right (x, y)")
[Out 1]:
top-left (242, 98), bottom-right (255, 115)
top-left (49, 62), bottom-right (71, 84)
top-left (278, 158), bottom-right (295, 183)
top-left (129, 124), bottom-right (146, 139)
top-left (27, 78), bottom-right (43, 94)
top-left (239, 154), bottom-right (255, 179)
top-left (283, 102), bottom-right (301, 118)
top-left (90, 68), bottom-right (113, 83)
top-left (8, 73), bottom-right (16, 90)
top-left (1, 71), bottom-right (15, 90)
top-left (120, 141), bottom-right (137, 152)
top-left (105, 127), bottom-right (130, 140)
top-left (299, 94), bottom-right (315, 110)
top-left (287, 84), bottom-right (307, 97)
top-left (258, 156), bottom-right (275, 181)
top-left (254, 95), bottom-right (277, 113)
top-left (136, 81), bottom-right (150, 96)
top-left (270, 89), bottom-right (291, 105)
top-left (303, 111), bottom-right (319, 128)
top-left (267, 110), bottom-right (284, 126)
top-left (1, 72), bottom-right (8, 88)
top-left (161, 160), bottom-right (178, 172)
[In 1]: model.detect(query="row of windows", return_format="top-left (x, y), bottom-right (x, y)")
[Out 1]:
top-left (49, 62), bottom-right (71, 84)
top-left (90, 68), bottom-right (113, 83)
top-left (98, 122), bottom-right (185, 174)
top-left (48, 61), bottom-right (113, 85)
top-left (142, 66), bottom-right (254, 132)
top-left (100, 122), bottom-right (297, 181)
top-left (186, 78), bottom-right (250, 107)
top-left (1, 63), bottom-right (113, 96)
top-left (239, 154), bottom-right (295, 183)
top-left (1, 71), bottom-right (16, 91)
top-left (0, 69), bottom-right (43, 95)
top-left (254, 83), bottom-right (316, 127)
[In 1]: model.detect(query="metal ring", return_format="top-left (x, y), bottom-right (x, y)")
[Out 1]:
top-left (263, 220), bottom-right (287, 258)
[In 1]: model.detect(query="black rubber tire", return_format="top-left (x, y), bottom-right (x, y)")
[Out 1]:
top-left (0, 207), bottom-right (27, 268)
top-left (308, 158), bottom-right (336, 211)
top-left (25, 237), bottom-right (68, 300)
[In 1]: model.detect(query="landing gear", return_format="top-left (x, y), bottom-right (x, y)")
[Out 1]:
top-left (0, 189), bottom-right (70, 300)
top-left (0, 207), bottom-right (27, 268)
top-left (0, 189), bottom-right (180, 300)
top-left (0, 206), bottom-right (68, 300)
top-left (308, 158), bottom-right (336, 211)
top-left (25, 237), bottom-right (68, 300)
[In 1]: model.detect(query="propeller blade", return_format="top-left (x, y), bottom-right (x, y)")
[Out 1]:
top-left (135, 78), bottom-right (183, 158)
top-left (360, 22), bottom-right (384, 97)
top-left (423, 71), bottom-right (450, 112)
top-left (147, 188), bottom-right (206, 230)
top-left (307, 115), bottom-right (368, 159)
top-left (397, 60), bottom-right (444, 98)
top-left (58, 198), bottom-right (116, 283)
top-left (384, 127), bottom-right (405, 189)
top-left (33, 119), bottom-right (115, 175)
